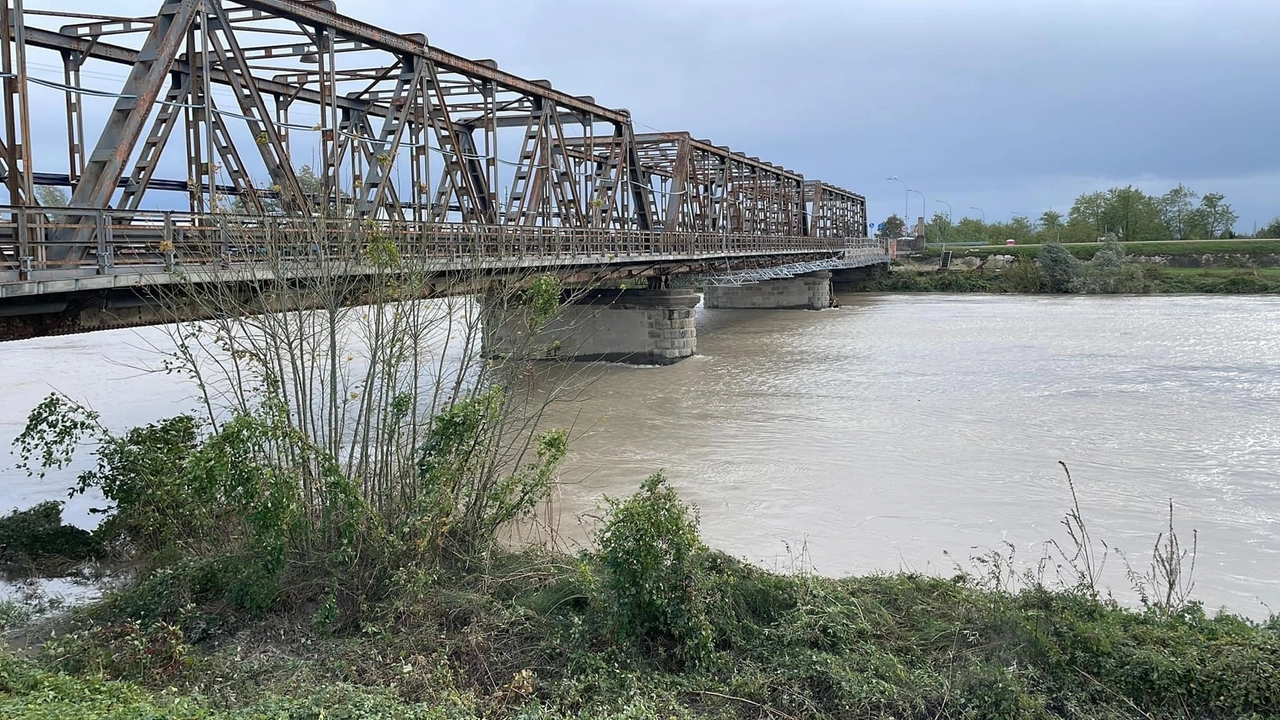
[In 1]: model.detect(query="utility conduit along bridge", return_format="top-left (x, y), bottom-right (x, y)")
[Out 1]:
top-left (0, 0), bottom-right (891, 360)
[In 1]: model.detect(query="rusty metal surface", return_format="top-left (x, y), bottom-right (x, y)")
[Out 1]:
top-left (806, 181), bottom-right (869, 240)
top-left (1, 0), bottom-right (869, 281)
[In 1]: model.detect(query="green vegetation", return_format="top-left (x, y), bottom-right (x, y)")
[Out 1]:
top-left (918, 238), bottom-right (1280, 261)
top-left (856, 264), bottom-right (1280, 295)
top-left (877, 214), bottom-right (907, 240)
top-left (895, 184), bottom-right (1253, 246)
top-left (4, 467), bottom-right (1280, 719)
top-left (1259, 217), bottom-right (1280, 239)
top-left (853, 236), bottom-right (1280, 295)
top-left (0, 502), bottom-right (100, 574)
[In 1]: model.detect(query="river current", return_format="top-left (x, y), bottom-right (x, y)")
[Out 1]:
top-left (2, 294), bottom-right (1278, 616)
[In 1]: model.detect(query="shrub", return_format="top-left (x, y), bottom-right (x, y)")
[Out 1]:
top-left (0, 502), bottom-right (99, 572)
top-left (42, 620), bottom-right (195, 685)
top-left (411, 389), bottom-right (567, 568)
top-left (1072, 239), bottom-right (1150, 293)
top-left (1004, 257), bottom-right (1042, 292)
top-left (1035, 242), bottom-right (1081, 292)
top-left (77, 416), bottom-right (203, 557)
top-left (594, 473), bottom-right (712, 664)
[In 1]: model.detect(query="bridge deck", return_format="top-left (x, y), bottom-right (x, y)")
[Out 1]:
top-left (1, 209), bottom-right (890, 299)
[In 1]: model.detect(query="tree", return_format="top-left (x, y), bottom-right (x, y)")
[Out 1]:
top-left (1010, 215), bottom-right (1036, 243)
top-left (229, 165), bottom-right (328, 215)
top-left (32, 186), bottom-right (70, 222)
top-left (1104, 186), bottom-right (1164, 242)
top-left (1159, 184), bottom-right (1198, 240)
top-left (1257, 217), bottom-right (1280, 239)
top-left (954, 217), bottom-right (993, 244)
top-left (1192, 193), bottom-right (1237, 239)
top-left (1037, 210), bottom-right (1064, 243)
top-left (34, 186), bottom-right (69, 208)
top-left (923, 211), bottom-right (951, 244)
top-left (1068, 191), bottom-right (1109, 237)
top-left (877, 214), bottom-right (906, 239)
top-left (1036, 242), bottom-right (1080, 293)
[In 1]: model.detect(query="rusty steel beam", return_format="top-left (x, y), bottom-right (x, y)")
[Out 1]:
top-left (806, 181), bottom-right (868, 239)
top-left (55, 0), bottom-right (203, 258)
top-left (231, 0), bottom-right (632, 125)
top-left (614, 132), bottom-right (809, 236)
top-left (16, 0), bottom-right (651, 233)
top-left (23, 27), bottom-right (381, 120)
top-left (2, 0), bottom-right (869, 278)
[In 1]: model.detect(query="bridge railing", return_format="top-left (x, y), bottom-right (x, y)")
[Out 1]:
top-left (0, 207), bottom-right (888, 279)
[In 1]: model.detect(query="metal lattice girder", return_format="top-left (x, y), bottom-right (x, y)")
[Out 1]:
top-left (565, 132), bottom-right (810, 237)
top-left (806, 180), bottom-right (869, 240)
top-left (57, 0), bottom-right (205, 258)
top-left (4, 0), bottom-right (872, 278)
top-left (10, 0), bottom-right (657, 260)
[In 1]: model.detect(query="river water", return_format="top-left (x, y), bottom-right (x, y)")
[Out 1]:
top-left (2, 294), bottom-right (1278, 617)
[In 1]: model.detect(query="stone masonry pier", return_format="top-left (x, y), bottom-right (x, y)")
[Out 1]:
top-left (482, 288), bottom-right (700, 365)
top-left (702, 271), bottom-right (832, 310)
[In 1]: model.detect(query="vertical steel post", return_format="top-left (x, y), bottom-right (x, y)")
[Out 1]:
top-left (2, 0), bottom-right (34, 274)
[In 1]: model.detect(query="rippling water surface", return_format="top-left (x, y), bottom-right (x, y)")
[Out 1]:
top-left (3, 294), bottom-right (1278, 616)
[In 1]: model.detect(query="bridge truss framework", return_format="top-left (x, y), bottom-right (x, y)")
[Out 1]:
top-left (0, 0), bottom-right (875, 295)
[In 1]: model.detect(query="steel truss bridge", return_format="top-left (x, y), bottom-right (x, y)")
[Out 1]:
top-left (0, 0), bottom-right (885, 339)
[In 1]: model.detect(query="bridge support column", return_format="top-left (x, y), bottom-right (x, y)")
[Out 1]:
top-left (702, 271), bottom-right (832, 310)
top-left (482, 288), bottom-right (700, 365)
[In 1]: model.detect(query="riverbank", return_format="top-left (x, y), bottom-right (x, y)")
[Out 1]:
top-left (849, 239), bottom-right (1280, 294)
top-left (5, 540), bottom-right (1280, 718)
top-left (918, 238), bottom-right (1280, 264)
top-left (3, 473), bottom-right (1280, 720)
top-left (848, 265), bottom-right (1280, 294)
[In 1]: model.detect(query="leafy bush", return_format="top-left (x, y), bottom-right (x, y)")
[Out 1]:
top-left (1004, 257), bottom-right (1042, 292)
top-left (78, 416), bottom-right (203, 557)
top-left (42, 620), bottom-right (195, 685)
top-left (13, 384), bottom-right (568, 630)
top-left (594, 473), bottom-right (712, 664)
top-left (411, 389), bottom-right (567, 568)
top-left (0, 502), bottom-right (99, 571)
top-left (1071, 239), bottom-right (1151, 293)
top-left (1035, 241), bottom-right (1081, 292)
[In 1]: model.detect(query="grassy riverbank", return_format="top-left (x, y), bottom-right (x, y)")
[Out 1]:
top-left (4, 473), bottom-right (1280, 719)
top-left (850, 265), bottom-right (1280, 294)
top-left (6, 547), bottom-right (1280, 719)
top-left (854, 236), bottom-right (1280, 294)
top-left (917, 238), bottom-right (1280, 262)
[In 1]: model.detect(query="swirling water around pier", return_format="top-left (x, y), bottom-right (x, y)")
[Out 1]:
top-left (2, 294), bottom-right (1278, 616)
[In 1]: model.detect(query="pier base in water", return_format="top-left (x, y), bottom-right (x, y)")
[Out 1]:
top-left (481, 288), bottom-right (699, 365)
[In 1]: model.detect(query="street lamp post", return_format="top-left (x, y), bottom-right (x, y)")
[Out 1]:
top-left (935, 200), bottom-right (952, 247)
top-left (907, 189), bottom-right (925, 236)
top-left (970, 206), bottom-right (986, 224)
top-left (886, 176), bottom-right (908, 230)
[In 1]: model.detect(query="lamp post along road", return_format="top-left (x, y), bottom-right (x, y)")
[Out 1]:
top-left (887, 176), bottom-right (908, 230)
top-left (935, 199), bottom-right (952, 248)
top-left (908, 189), bottom-right (925, 236)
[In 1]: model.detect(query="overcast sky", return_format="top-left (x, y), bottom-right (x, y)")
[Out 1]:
top-left (24, 0), bottom-right (1280, 230)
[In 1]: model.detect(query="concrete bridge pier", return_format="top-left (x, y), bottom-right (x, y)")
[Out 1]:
top-left (481, 288), bottom-right (700, 365)
top-left (702, 271), bottom-right (832, 310)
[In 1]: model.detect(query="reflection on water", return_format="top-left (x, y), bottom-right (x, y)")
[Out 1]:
top-left (2, 294), bottom-right (1278, 617)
